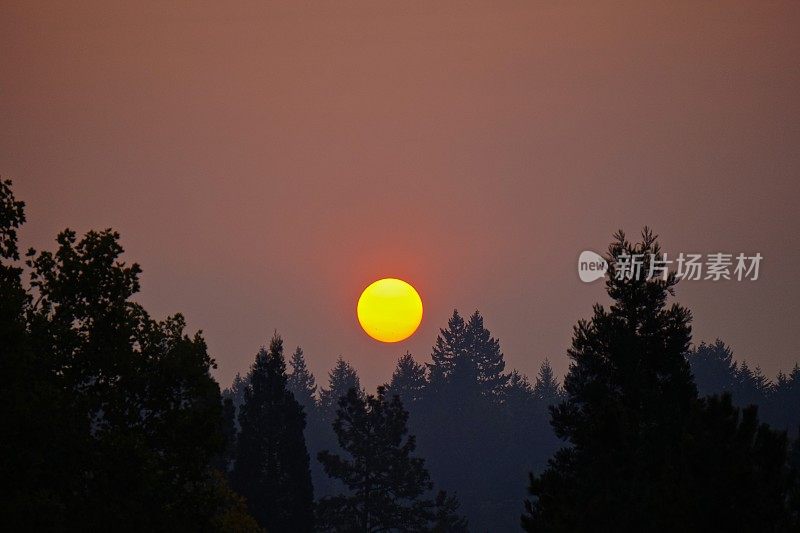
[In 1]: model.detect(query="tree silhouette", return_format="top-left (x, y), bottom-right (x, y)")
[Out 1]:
top-left (0, 179), bottom-right (82, 527)
top-left (687, 339), bottom-right (738, 396)
top-left (231, 333), bottom-right (314, 532)
top-left (387, 351), bottom-right (427, 405)
top-left (9, 174), bottom-right (800, 531)
top-left (532, 358), bottom-right (562, 406)
top-left (428, 309), bottom-right (472, 392)
top-left (770, 365), bottom-right (800, 430)
top-left (733, 360), bottom-right (771, 408)
top-left (0, 180), bottom-right (254, 529)
top-left (506, 370), bottom-right (533, 404)
top-left (428, 309), bottom-right (508, 400)
top-left (287, 346), bottom-right (317, 413)
top-left (430, 490), bottom-right (470, 532)
top-left (687, 339), bottom-right (800, 432)
top-left (31, 239), bottom-right (237, 529)
top-left (523, 229), bottom-right (797, 531)
top-left (419, 308), bottom-right (537, 530)
top-left (224, 372), bottom-right (250, 412)
top-left (319, 356), bottom-right (361, 424)
top-left (317, 387), bottom-right (466, 532)
top-left (466, 310), bottom-right (509, 398)
top-left (683, 393), bottom-right (794, 531)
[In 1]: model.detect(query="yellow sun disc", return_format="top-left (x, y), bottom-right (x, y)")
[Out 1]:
top-left (357, 278), bottom-right (423, 343)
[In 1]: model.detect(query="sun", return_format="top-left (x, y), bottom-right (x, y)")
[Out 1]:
top-left (357, 278), bottom-right (423, 343)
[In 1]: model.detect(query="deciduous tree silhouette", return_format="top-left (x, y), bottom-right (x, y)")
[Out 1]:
top-left (231, 333), bottom-right (314, 532)
top-left (0, 179), bottom-right (255, 529)
top-left (0, 179), bottom-right (81, 528)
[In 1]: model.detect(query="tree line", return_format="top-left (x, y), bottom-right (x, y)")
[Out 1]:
top-left (223, 311), bottom-right (565, 531)
top-left (2, 178), bottom-right (800, 531)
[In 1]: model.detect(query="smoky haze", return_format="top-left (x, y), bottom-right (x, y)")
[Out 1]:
top-left (2, 1), bottom-right (799, 390)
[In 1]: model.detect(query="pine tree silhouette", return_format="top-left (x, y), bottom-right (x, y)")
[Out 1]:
top-left (734, 360), bottom-right (771, 407)
top-left (688, 340), bottom-right (800, 432)
top-left (232, 333), bottom-right (314, 532)
top-left (319, 356), bottom-right (361, 424)
top-left (523, 229), bottom-right (797, 531)
top-left (317, 387), bottom-right (466, 532)
top-left (419, 309), bottom-right (515, 530)
top-left (687, 339), bottom-right (738, 396)
top-left (532, 358), bottom-right (562, 405)
top-left (387, 351), bottom-right (427, 405)
top-left (466, 310), bottom-right (509, 398)
top-left (287, 346), bottom-right (317, 413)
top-left (770, 364), bottom-right (800, 430)
top-left (428, 309), bottom-right (471, 391)
top-left (428, 309), bottom-right (508, 399)
top-left (224, 372), bottom-right (250, 411)
top-left (506, 370), bottom-right (533, 401)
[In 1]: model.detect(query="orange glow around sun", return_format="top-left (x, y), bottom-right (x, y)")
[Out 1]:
top-left (357, 278), bottom-right (423, 343)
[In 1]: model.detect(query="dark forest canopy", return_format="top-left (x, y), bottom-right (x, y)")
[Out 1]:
top-left (522, 229), bottom-right (798, 531)
top-left (0, 179), bottom-right (259, 530)
top-left (3, 180), bottom-right (800, 531)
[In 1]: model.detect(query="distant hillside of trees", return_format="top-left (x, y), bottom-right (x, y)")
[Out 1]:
top-left (3, 178), bottom-right (800, 532)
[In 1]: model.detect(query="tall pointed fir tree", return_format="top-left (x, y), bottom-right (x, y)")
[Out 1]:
top-left (419, 309), bottom-right (512, 530)
top-left (427, 309), bottom-right (479, 397)
top-left (319, 356), bottom-right (361, 424)
top-left (317, 387), bottom-right (466, 532)
top-left (312, 356), bottom-right (362, 499)
top-left (287, 346), bottom-right (318, 413)
top-left (387, 351), bottom-right (428, 405)
top-left (505, 370), bottom-right (534, 413)
top-left (232, 333), bottom-right (314, 532)
top-left (466, 310), bottom-right (509, 398)
top-left (427, 309), bottom-right (508, 399)
top-left (532, 358), bottom-right (562, 406)
top-left (523, 229), bottom-right (796, 531)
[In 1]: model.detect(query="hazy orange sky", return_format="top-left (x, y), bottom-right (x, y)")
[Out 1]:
top-left (2, 1), bottom-right (799, 390)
